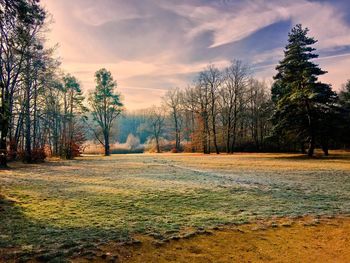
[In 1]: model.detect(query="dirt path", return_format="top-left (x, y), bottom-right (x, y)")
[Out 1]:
top-left (72, 216), bottom-right (350, 263)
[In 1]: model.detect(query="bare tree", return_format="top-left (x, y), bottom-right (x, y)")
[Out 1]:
top-left (163, 88), bottom-right (183, 152)
top-left (194, 81), bottom-right (211, 154)
top-left (221, 60), bottom-right (250, 153)
top-left (199, 65), bottom-right (221, 154)
top-left (182, 86), bottom-right (198, 151)
top-left (247, 79), bottom-right (272, 150)
top-left (146, 106), bottom-right (165, 153)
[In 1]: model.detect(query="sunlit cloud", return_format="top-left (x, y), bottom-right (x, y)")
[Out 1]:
top-left (42, 0), bottom-right (350, 109)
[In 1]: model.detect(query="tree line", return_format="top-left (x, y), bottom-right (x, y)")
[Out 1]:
top-left (123, 25), bottom-right (350, 156)
top-left (1, 0), bottom-right (350, 169)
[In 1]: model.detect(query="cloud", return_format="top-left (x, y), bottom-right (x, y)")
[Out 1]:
top-left (168, 0), bottom-right (350, 50)
top-left (72, 1), bottom-right (152, 27)
top-left (169, 2), bottom-right (291, 48)
top-left (41, 0), bottom-right (350, 109)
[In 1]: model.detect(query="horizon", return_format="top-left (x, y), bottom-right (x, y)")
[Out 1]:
top-left (42, 0), bottom-right (350, 110)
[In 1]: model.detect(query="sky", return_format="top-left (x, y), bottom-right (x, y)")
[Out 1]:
top-left (41, 0), bottom-right (350, 110)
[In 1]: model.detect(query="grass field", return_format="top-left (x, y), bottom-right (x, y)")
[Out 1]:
top-left (1, 152), bottom-right (350, 261)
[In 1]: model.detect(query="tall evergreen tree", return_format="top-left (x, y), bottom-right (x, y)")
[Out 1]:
top-left (271, 24), bottom-right (337, 156)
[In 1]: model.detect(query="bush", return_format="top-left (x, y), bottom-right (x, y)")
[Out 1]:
top-left (171, 148), bottom-right (178, 153)
top-left (18, 147), bottom-right (46, 163)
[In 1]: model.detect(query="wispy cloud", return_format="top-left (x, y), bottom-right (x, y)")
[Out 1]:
top-left (41, 0), bottom-right (350, 109)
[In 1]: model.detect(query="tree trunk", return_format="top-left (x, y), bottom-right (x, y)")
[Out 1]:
top-left (32, 81), bottom-right (38, 150)
top-left (206, 120), bottom-right (211, 154)
top-left (230, 121), bottom-right (237, 154)
top-left (174, 114), bottom-right (180, 151)
top-left (307, 135), bottom-right (315, 157)
top-left (175, 131), bottom-right (180, 151)
top-left (201, 114), bottom-right (208, 154)
top-left (322, 140), bottom-right (329, 156)
top-left (226, 117), bottom-right (232, 153)
top-left (0, 86), bottom-right (9, 168)
top-left (212, 119), bottom-right (219, 154)
top-left (0, 118), bottom-right (8, 168)
top-left (191, 111), bottom-right (195, 152)
top-left (202, 129), bottom-right (207, 154)
top-left (211, 103), bottom-right (219, 154)
top-left (156, 137), bottom-right (160, 153)
top-left (104, 131), bottom-right (110, 156)
top-left (301, 142), bottom-right (306, 154)
top-left (226, 135), bottom-right (230, 153)
top-left (305, 99), bottom-right (315, 157)
top-left (24, 67), bottom-right (32, 163)
top-left (66, 90), bottom-right (74, 159)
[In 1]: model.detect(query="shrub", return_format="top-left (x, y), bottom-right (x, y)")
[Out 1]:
top-left (18, 147), bottom-right (46, 163)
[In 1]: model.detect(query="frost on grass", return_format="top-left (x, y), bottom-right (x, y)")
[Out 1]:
top-left (0, 153), bottom-right (350, 259)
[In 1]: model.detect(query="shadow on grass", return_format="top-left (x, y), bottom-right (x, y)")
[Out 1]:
top-left (0, 194), bottom-right (130, 262)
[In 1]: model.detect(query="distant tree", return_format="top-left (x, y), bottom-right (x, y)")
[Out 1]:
top-left (271, 24), bottom-right (337, 156)
top-left (143, 106), bottom-right (165, 153)
top-left (125, 133), bottom-right (141, 150)
top-left (88, 68), bottom-right (123, 156)
top-left (163, 88), bottom-right (183, 152)
top-left (338, 80), bottom-right (350, 147)
top-left (339, 80), bottom-right (350, 109)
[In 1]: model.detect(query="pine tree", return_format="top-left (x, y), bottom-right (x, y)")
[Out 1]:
top-left (271, 24), bottom-right (337, 156)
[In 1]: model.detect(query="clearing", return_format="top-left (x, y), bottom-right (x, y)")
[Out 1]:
top-left (0, 152), bottom-right (350, 262)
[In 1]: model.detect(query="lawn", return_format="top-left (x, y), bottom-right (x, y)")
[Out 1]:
top-left (1, 152), bottom-right (350, 261)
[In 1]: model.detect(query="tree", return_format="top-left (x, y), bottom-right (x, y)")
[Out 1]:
top-left (144, 106), bottom-right (165, 153)
top-left (337, 80), bottom-right (350, 147)
top-left (88, 68), bottom-right (123, 156)
top-left (339, 80), bottom-right (350, 109)
top-left (61, 74), bottom-right (86, 159)
top-left (163, 88), bottom-right (183, 152)
top-left (199, 65), bottom-right (221, 154)
top-left (220, 60), bottom-right (249, 153)
top-left (193, 81), bottom-right (211, 154)
top-left (246, 79), bottom-right (272, 150)
top-left (271, 24), bottom-right (337, 157)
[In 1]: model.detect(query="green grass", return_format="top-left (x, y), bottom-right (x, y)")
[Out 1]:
top-left (1, 152), bottom-right (350, 260)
